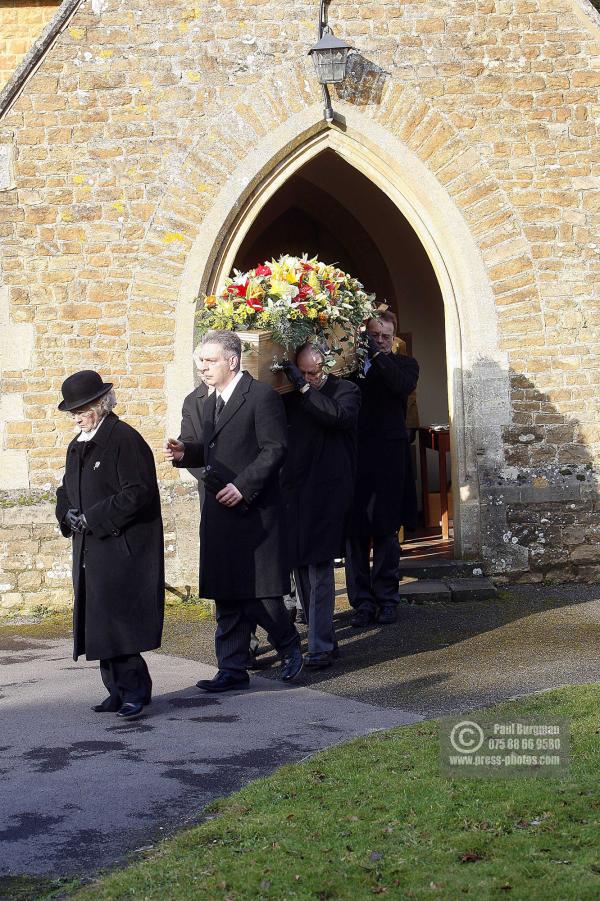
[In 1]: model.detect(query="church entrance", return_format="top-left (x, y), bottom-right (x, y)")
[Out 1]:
top-left (231, 150), bottom-right (453, 560)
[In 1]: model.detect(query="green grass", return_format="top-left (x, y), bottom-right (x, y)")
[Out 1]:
top-left (65, 684), bottom-right (600, 900)
top-left (0, 875), bottom-right (82, 901)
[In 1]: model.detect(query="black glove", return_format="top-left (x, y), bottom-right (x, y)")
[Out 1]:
top-left (281, 360), bottom-right (307, 392)
top-left (366, 333), bottom-right (380, 358)
top-left (64, 509), bottom-right (87, 534)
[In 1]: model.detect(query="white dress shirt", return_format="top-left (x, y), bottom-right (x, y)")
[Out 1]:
top-left (216, 370), bottom-right (244, 406)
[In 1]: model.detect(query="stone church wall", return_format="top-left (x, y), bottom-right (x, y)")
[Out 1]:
top-left (0, 1), bottom-right (62, 91)
top-left (0, 0), bottom-right (599, 612)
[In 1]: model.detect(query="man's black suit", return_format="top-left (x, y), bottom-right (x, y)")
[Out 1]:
top-left (347, 351), bottom-right (419, 613)
top-left (281, 374), bottom-right (360, 567)
top-left (281, 375), bottom-right (360, 655)
top-left (177, 371), bottom-right (298, 675)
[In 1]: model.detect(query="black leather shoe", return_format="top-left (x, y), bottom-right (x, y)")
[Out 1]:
top-left (196, 671), bottom-right (250, 692)
top-left (280, 646), bottom-right (303, 682)
top-left (303, 651), bottom-right (333, 669)
top-left (377, 603), bottom-right (398, 625)
top-left (92, 696), bottom-right (121, 713)
top-left (332, 641), bottom-right (340, 659)
top-left (351, 605), bottom-right (376, 627)
top-left (116, 701), bottom-right (144, 719)
top-left (247, 650), bottom-right (271, 671)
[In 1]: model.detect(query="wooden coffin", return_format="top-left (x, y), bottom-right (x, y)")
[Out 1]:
top-left (238, 328), bottom-right (359, 395)
top-left (238, 330), bottom-right (292, 395)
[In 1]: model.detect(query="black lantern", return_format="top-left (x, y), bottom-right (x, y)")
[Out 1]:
top-left (308, 1), bottom-right (354, 122)
top-left (308, 30), bottom-right (353, 85)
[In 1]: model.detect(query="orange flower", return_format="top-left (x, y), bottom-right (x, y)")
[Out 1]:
top-left (204, 295), bottom-right (217, 308)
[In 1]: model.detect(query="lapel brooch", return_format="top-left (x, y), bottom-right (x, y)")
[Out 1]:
top-left (94, 461), bottom-right (101, 470)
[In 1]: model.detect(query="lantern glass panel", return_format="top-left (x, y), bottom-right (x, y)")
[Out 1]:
top-left (312, 46), bottom-right (349, 84)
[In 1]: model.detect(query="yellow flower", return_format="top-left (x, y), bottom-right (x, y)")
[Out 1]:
top-left (270, 278), bottom-right (291, 298)
top-left (307, 271), bottom-right (321, 292)
top-left (246, 278), bottom-right (264, 301)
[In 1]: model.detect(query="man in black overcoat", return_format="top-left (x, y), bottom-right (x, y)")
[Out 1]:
top-left (55, 371), bottom-right (164, 719)
top-left (164, 330), bottom-right (303, 692)
top-left (280, 344), bottom-right (360, 668)
top-left (346, 312), bottom-right (419, 627)
top-left (177, 348), bottom-right (271, 667)
top-left (178, 345), bottom-right (210, 496)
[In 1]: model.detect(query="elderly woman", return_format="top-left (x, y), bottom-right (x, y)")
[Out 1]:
top-left (56, 370), bottom-right (164, 719)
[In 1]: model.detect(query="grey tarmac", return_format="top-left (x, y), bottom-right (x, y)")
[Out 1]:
top-left (0, 639), bottom-right (420, 878)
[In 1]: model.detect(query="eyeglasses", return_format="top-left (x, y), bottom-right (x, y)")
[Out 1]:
top-left (368, 331), bottom-right (393, 343)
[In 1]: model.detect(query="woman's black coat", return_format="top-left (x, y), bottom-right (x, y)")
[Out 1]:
top-left (281, 375), bottom-right (360, 567)
top-left (178, 371), bottom-right (290, 601)
top-left (351, 352), bottom-right (420, 536)
top-left (56, 413), bottom-right (164, 661)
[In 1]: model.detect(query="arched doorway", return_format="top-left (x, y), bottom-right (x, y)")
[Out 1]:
top-left (173, 112), bottom-right (509, 563)
top-left (224, 149), bottom-right (452, 556)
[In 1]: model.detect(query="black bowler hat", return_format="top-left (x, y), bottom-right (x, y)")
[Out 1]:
top-left (58, 370), bottom-right (113, 412)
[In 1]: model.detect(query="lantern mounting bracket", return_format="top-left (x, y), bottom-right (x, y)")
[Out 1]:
top-left (308, 0), bottom-right (353, 123)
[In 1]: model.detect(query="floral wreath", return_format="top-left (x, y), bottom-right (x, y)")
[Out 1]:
top-left (196, 254), bottom-right (376, 371)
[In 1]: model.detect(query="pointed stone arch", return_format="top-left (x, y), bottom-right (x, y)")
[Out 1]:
top-left (130, 71), bottom-right (541, 558)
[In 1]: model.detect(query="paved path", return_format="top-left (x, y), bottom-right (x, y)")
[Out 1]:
top-left (2, 583), bottom-right (600, 880)
top-left (162, 585), bottom-right (600, 716)
top-left (0, 639), bottom-right (420, 878)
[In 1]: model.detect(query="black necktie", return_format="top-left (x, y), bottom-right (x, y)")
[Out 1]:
top-left (214, 395), bottom-right (225, 424)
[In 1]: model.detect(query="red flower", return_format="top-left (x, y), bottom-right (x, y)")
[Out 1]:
top-left (325, 280), bottom-right (337, 295)
top-left (227, 280), bottom-right (249, 298)
top-left (301, 262), bottom-right (315, 271)
top-left (255, 264), bottom-right (272, 277)
top-left (297, 282), bottom-right (314, 300)
top-left (246, 296), bottom-right (263, 312)
top-left (297, 303), bottom-right (308, 315)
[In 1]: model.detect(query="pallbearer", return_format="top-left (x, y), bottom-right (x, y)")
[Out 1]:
top-left (346, 312), bottom-right (420, 627)
top-left (56, 370), bottom-right (164, 719)
top-left (281, 343), bottom-right (361, 668)
top-left (164, 330), bottom-right (303, 691)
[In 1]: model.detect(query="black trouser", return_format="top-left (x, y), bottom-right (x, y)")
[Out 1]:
top-left (345, 533), bottom-right (401, 610)
top-left (99, 654), bottom-right (152, 705)
top-left (215, 597), bottom-right (300, 676)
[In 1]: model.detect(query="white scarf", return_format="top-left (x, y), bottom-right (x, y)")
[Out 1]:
top-left (76, 415), bottom-right (106, 442)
